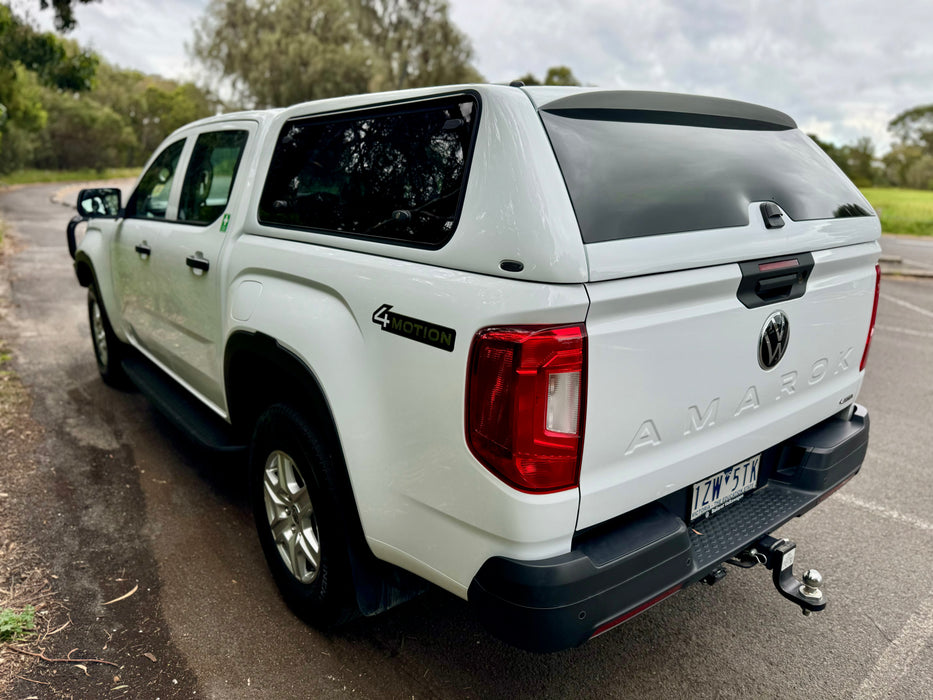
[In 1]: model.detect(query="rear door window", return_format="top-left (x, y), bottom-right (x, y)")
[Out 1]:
top-left (258, 94), bottom-right (479, 248)
top-left (540, 108), bottom-right (873, 243)
top-left (178, 130), bottom-right (249, 225)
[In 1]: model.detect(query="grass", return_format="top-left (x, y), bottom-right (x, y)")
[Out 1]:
top-left (0, 344), bottom-right (26, 416)
top-left (0, 167), bottom-right (140, 187)
top-left (0, 606), bottom-right (35, 643)
top-left (860, 187), bottom-right (933, 236)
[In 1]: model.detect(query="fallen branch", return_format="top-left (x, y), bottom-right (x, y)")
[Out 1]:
top-left (8, 645), bottom-right (119, 668)
top-left (103, 584), bottom-right (138, 606)
top-left (45, 619), bottom-right (71, 636)
top-left (15, 674), bottom-right (51, 685)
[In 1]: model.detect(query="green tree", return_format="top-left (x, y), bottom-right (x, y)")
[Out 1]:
top-left (76, 63), bottom-right (217, 165)
top-left (514, 66), bottom-right (581, 87)
top-left (884, 104), bottom-right (933, 189)
top-left (192, 0), bottom-right (373, 108)
top-left (33, 88), bottom-right (135, 169)
top-left (38, 0), bottom-right (100, 33)
top-left (883, 144), bottom-right (933, 189)
top-left (809, 133), bottom-right (845, 168)
top-left (191, 0), bottom-right (482, 108)
top-left (0, 64), bottom-right (48, 171)
top-left (889, 104), bottom-right (933, 155)
top-left (1, 4), bottom-right (215, 173)
top-left (843, 137), bottom-right (877, 187)
top-left (0, 4), bottom-right (98, 171)
top-left (360, 0), bottom-right (481, 91)
top-left (809, 134), bottom-right (879, 187)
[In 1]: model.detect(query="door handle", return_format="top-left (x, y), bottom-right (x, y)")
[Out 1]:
top-left (186, 252), bottom-right (210, 273)
top-left (135, 241), bottom-right (152, 258)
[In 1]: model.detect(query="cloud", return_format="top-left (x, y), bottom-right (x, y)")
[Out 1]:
top-left (10, 0), bottom-right (208, 80)
top-left (449, 0), bottom-right (933, 152)
top-left (11, 0), bottom-right (930, 153)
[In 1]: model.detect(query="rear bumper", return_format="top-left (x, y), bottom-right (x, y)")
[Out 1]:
top-left (468, 405), bottom-right (869, 652)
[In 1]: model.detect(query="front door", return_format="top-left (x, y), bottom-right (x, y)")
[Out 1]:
top-left (111, 138), bottom-right (186, 370)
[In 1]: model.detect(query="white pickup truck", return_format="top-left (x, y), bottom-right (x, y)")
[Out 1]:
top-left (68, 84), bottom-right (879, 652)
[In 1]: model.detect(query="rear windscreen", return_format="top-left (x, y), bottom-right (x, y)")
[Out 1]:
top-left (540, 110), bottom-right (873, 243)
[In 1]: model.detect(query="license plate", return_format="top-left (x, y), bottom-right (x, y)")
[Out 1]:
top-left (690, 454), bottom-right (761, 521)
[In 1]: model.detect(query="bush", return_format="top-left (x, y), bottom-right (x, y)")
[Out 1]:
top-left (0, 605), bottom-right (35, 642)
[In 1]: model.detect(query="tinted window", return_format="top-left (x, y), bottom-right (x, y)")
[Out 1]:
top-left (259, 95), bottom-right (478, 247)
top-left (179, 130), bottom-right (248, 225)
top-left (540, 111), bottom-right (873, 242)
top-left (125, 139), bottom-right (185, 220)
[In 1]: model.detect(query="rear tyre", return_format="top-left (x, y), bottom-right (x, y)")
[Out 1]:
top-left (88, 285), bottom-right (128, 388)
top-left (250, 403), bottom-right (358, 627)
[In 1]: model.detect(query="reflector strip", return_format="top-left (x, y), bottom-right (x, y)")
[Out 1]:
top-left (818, 475), bottom-right (855, 504)
top-left (591, 584), bottom-right (683, 638)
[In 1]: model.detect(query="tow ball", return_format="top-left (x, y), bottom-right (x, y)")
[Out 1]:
top-left (727, 535), bottom-right (826, 616)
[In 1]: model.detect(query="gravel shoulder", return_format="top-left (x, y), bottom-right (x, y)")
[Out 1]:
top-left (0, 187), bottom-right (200, 698)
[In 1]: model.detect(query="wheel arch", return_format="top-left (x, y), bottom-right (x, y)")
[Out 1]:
top-left (74, 251), bottom-right (95, 288)
top-left (224, 331), bottom-right (338, 440)
top-left (223, 330), bottom-right (427, 615)
top-left (73, 250), bottom-right (131, 348)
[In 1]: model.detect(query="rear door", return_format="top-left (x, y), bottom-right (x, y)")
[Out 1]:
top-left (533, 91), bottom-right (882, 530)
top-left (147, 122), bottom-right (254, 409)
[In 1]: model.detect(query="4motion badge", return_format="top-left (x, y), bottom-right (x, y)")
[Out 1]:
top-left (372, 304), bottom-right (456, 352)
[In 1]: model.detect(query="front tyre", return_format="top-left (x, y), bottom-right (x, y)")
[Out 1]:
top-left (250, 404), bottom-right (358, 627)
top-left (87, 285), bottom-right (128, 387)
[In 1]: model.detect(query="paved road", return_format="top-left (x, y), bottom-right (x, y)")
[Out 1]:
top-left (882, 234), bottom-right (933, 272)
top-left (1, 183), bottom-right (931, 698)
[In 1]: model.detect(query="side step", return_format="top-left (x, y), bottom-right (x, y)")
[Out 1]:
top-left (122, 355), bottom-right (247, 454)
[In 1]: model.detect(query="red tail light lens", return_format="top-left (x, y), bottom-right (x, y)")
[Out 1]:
top-left (860, 264), bottom-right (881, 371)
top-left (466, 325), bottom-right (587, 493)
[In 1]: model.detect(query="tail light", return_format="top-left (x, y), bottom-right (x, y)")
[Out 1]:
top-left (860, 264), bottom-right (881, 371)
top-left (466, 324), bottom-right (586, 493)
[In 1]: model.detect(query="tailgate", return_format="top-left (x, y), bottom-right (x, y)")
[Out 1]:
top-left (578, 233), bottom-right (880, 530)
top-left (531, 89), bottom-right (882, 530)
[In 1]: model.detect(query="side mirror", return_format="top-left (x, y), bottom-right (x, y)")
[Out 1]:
top-left (76, 188), bottom-right (122, 219)
top-left (69, 188), bottom-right (122, 260)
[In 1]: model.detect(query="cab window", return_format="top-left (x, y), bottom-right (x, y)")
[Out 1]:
top-left (178, 130), bottom-right (249, 225)
top-left (125, 140), bottom-right (185, 220)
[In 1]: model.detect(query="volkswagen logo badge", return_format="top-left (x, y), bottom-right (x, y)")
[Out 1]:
top-left (758, 311), bottom-right (790, 370)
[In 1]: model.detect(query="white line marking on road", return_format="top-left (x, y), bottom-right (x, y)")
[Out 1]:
top-left (876, 324), bottom-right (933, 339)
top-left (880, 293), bottom-right (933, 319)
top-left (854, 593), bottom-right (933, 700)
top-left (833, 492), bottom-right (933, 533)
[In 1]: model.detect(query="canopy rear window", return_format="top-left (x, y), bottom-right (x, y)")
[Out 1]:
top-left (540, 106), bottom-right (873, 243)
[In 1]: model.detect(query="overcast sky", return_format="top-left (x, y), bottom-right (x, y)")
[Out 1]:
top-left (12, 0), bottom-right (932, 153)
